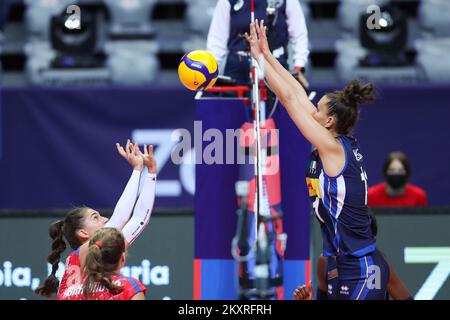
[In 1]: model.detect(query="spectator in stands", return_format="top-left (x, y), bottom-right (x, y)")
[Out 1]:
top-left (207, 0), bottom-right (310, 87)
top-left (368, 151), bottom-right (428, 207)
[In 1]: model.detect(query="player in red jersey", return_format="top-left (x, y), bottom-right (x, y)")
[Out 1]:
top-left (58, 228), bottom-right (146, 300)
top-left (35, 140), bottom-right (156, 299)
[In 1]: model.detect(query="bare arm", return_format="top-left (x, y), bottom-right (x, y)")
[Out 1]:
top-left (255, 20), bottom-right (315, 115)
top-left (293, 256), bottom-right (328, 301)
top-left (316, 256), bottom-right (328, 293)
top-left (245, 25), bottom-right (338, 155)
top-left (266, 53), bottom-right (315, 114)
top-left (131, 292), bottom-right (145, 300)
top-left (263, 57), bottom-right (335, 151)
top-left (387, 263), bottom-right (413, 300)
top-left (293, 281), bottom-right (313, 300)
top-left (246, 21), bottom-right (344, 174)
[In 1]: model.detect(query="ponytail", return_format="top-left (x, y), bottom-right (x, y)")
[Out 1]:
top-left (35, 220), bottom-right (66, 297)
top-left (326, 80), bottom-right (375, 135)
top-left (83, 229), bottom-right (124, 298)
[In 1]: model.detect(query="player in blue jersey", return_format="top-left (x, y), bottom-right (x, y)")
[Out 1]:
top-left (245, 20), bottom-right (390, 299)
top-left (294, 214), bottom-right (413, 300)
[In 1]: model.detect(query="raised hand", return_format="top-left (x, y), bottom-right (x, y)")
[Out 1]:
top-left (245, 20), bottom-right (272, 61)
top-left (293, 281), bottom-right (313, 300)
top-left (116, 139), bottom-right (144, 172)
top-left (141, 144), bottom-right (157, 174)
top-left (244, 21), bottom-right (261, 60)
top-left (255, 19), bottom-right (270, 57)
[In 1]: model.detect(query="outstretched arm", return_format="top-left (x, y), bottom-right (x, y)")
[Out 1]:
top-left (131, 292), bottom-right (145, 300)
top-left (105, 141), bottom-right (144, 230)
top-left (254, 20), bottom-right (314, 115)
top-left (122, 145), bottom-right (157, 246)
top-left (245, 22), bottom-right (339, 155)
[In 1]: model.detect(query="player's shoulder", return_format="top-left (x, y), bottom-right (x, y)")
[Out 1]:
top-left (116, 275), bottom-right (147, 299)
top-left (340, 135), bottom-right (358, 144)
top-left (115, 275), bottom-right (146, 292)
top-left (66, 249), bottom-right (80, 265)
top-left (340, 135), bottom-right (364, 158)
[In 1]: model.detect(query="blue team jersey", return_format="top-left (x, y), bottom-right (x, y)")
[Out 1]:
top-left (306, 136), bottom-right (375, 257)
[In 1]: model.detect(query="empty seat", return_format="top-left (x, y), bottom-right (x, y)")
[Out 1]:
top-left (416, 38), bottom-right (450, 81)
top-left (103, 0), bottom-right (157, 38)
top-left (185, 0), bottom-right (216, 36)
top-left (300, 0), bottom-right (311, 24)
top-left (335, 38), bottom-right (368, 81)
top-left (25, 0), bottom-right (74, 40)
top-left (105, 41), bottom-right (160, 84)
top-left (418, 0), bottom-right (450, 37)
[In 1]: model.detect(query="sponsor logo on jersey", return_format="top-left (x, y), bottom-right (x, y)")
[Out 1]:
top-left (306, 177), bottom-right (321, 198)
top-left (340, 285), bottom-right (350, 295)
top-left (327, 268), bottom-right (338, 280)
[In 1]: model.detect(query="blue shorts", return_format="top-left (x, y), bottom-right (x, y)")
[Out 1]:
top-left (326, 249), bottom-right (390, 300)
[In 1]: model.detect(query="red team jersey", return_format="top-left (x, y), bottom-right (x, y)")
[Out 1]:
top-left (368, 183), bottom-right (428, 207)
top-left (57, 250), bottom-right (146, 300)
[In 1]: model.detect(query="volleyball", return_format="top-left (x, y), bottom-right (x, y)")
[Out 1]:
top-left (178, 50), bottom-right (218, 91)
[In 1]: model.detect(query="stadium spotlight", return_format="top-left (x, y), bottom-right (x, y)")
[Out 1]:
top-left (359, 5), bottom-right (408, 66)
top-left (50, 7), bottom-right (100, 68)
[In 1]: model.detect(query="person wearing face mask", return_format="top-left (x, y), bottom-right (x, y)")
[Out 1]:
top-left (368, 151), bottom-right (427, 207)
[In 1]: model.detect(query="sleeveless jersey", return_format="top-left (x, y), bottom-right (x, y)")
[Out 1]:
top-left (306, 136), bottom-right (375, 257)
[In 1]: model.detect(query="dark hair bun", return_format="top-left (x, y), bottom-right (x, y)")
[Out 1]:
top-left (342, 80), bottom-right (375, 107)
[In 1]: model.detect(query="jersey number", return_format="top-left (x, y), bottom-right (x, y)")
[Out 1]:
top-left (360, 167), bottom-right (368, 205)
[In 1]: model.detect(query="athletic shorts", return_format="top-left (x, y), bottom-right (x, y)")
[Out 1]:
top-left (326, 249), bottom-right (390, 300)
